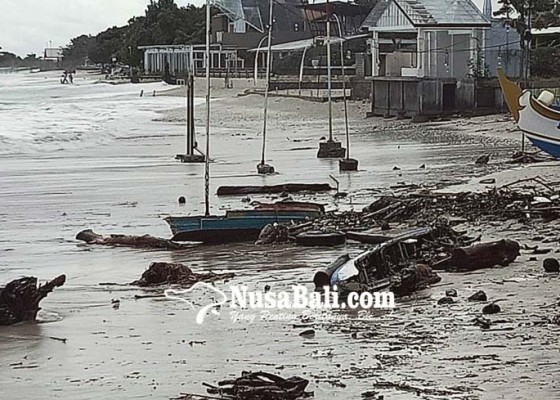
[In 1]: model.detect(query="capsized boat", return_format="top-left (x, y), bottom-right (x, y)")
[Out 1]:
top-left (498, 68), bottom-right (560, 158)
top-left (165, 201), bottom-right (324, 244)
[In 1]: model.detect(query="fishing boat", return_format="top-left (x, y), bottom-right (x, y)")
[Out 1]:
top-left (498, 68), bottom-right (560, 158)
top-left (165, 1), bottom-right (324, 244)
top-left (165, 201), bottom-right (324, 244)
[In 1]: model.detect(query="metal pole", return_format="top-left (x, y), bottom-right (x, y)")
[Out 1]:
top-left (260, 0), bottom-right (274, 165)
top-left (334, 14), bottom-right (349, 158)
top-left (254, 36), bottom-right (267, 85)
top-left (204, 0), bottom-right (211, 217)
top-left (326, 0), bottom-right (333, 142)
top-left (299, 46), bottom-right (308, 96)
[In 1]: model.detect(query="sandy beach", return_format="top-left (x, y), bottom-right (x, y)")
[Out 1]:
top-left (1, 72), bottom-right (560, 400)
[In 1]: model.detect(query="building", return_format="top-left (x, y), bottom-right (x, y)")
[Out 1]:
top-left (360, 0), bottom-right (493, 117)
top-left (140, 44), bottom-right (242, 76)
top-left (481, 0), bottom-right (522, 78)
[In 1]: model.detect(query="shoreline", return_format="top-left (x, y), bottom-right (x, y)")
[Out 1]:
top-left (1, 75), bottom-right (560, 399)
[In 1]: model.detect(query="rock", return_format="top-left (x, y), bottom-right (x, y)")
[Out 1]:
top-left (479, 178), bottom-right (496, 184)
top-left (419, 164), bottom-right (426, 169)
top-left (475, 154), bottom-right (490, 165)
top-left (438, 296), bottom-right (455, 305)
top-left (543, 258), bottom-right (560, 272)
top-left (468, 290), bottom-right (487, 302)
top-left (299, 329), bottom-right (315, 338)
top-left (178, 196), bottom-right (186, 204)
top-left (445, 289), bottom-right (458, 297)
top-left (482, 303), bottom-right (501, 314)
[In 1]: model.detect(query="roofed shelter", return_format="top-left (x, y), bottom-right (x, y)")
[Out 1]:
top-left (359, 0), bottom-right (492, 117)
top-left (362, 0), bottom-right (490, 79)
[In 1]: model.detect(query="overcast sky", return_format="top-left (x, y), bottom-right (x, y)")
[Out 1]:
top-left (1, 0), bottom-right (498, 57)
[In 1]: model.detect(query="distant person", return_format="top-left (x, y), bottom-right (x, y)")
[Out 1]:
top-left (68, 72), bottom-right (74, 84)
top-left (61, 71), bottom-right (68, 84)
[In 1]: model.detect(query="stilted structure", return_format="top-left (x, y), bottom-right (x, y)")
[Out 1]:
top-left (317, 0), bottom-right (346, 159)
top-left (257, 0), bottom-right (276, 175)
top-left (176, 72), bottom-right (205, 163)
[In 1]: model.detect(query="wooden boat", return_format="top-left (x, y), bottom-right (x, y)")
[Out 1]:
top-left (165, 202), bottom-right (323, 244)
top-left (498, 68), bottom-right (560, 157)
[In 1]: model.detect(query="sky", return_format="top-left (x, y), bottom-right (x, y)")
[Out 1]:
top-left (0, 0), bottom-right (499, 57)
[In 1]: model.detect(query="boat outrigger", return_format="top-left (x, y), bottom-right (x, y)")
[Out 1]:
top-left (498, 68), bottom-right (560, 158)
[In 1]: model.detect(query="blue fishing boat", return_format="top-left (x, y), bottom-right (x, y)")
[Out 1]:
top-left (165, 202), bottom-right (324, 243)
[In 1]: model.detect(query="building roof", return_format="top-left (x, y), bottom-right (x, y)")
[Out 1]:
top-left (247, 33), bottom-right (368, 52)
top-left (362, 0), bottom-right (490, 30)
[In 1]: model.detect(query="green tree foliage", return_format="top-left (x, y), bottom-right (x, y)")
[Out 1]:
top-left (494, 0), bottom-right (560, 48)
top-left (63, 0), bottom-right (207, 67)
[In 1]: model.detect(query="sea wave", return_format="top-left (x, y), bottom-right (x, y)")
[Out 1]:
top-left (0, 73), bottom-right (184, 155)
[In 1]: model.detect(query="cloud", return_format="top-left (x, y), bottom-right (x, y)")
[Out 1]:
top-left (0, 0), bottom-right (203, 56)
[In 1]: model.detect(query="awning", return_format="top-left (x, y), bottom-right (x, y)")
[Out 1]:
top-left (247, 33), bottom-right (369, 52)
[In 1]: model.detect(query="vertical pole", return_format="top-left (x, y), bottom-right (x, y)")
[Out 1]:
top-left (299, 46), bottom-right (308, 96)
top-left (204, 0), bottom-right (211, 217)
top-left (260, 0), bottom-right (274, 166)
top-left (190, 73), bottom-right (195, 153)
top-left (326, 0), bottom-right (333, 142)
top-left (334, 14), bottom-right (350, 159)
top-left (186, 72), bottom-right (192, 156)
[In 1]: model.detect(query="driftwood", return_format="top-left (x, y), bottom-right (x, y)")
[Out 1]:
top-left (434, 239), bottom-right (520, 271)
top-left (217, 183), bottom-right (332, 196)
top-left (0, 275), bottom-right (66, 326)
top-left (131, 262), bottom-right (234, 286)
top-left (76, 229), bottom-right (187, 250)
top-left (203, 371), bottom-right (311, 400)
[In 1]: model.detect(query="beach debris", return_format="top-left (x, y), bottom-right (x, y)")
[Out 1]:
top-left (295, 231), bottom-right (346, 247)
top-left (0, 275), bottom-right (66, 326)
top-left (468, 290), bottom-right (488, 302)
top-left (299, 329), bottom-right (315, 338)
top-left (131, 262), bottom-right (234, 287)
top-left (315, 227), bottom-right (442, 297)
top-left (475, 154), bottom-right (490, 164)
top-left (178, 196), bottom-right (186, 205)
top-left (217, 183), bottom-right (332, 196)
top-left (446, 289), bottom-right (458, 297)
top-left (543, 258), bottom-right (560, 272)
top-left (479, 178), bottom-right (496, 184)
top-left (201, 371), bottom-right (312, 399)
top-left (510, 151), bottom-right (553, 164)
top-left (482, 303), bottom-right (501, 315)
top-left (76, 229), bottom-right (188, 250)
top-left (438, 296), bottom-right (455, 305)
top-left (437, 239), bottom-right (520, 271)
top-left (256, 224), bottom-right (290, 245)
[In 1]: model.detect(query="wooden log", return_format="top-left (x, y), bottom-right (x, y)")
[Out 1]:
top-left (0, 275), bottom-right (66, 325)
top-left (216, 183), bottom-right (332, 196)
top-left (76, 229), bottom-right (188, 250)
top-left (445, 239), bottom-right (520, 271)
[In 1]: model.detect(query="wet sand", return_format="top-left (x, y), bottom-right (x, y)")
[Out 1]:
top-left (1, 75), bottom-right (559, 399)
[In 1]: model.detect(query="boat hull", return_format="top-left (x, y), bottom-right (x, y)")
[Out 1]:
top-left (165, 206), bottom-right (322, 244)
top-left (497, 68), bottom-right (560, 158)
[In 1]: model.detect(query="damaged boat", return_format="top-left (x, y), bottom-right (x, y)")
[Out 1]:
top-left (314, 227), bottom-right (441, 296)
top-left (165, 201), bottom-right (324, 244)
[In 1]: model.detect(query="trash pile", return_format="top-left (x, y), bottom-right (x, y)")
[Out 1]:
top-left (131, 262), bottom-right (234, 287)
top-left (176, 371), bottom-right (312, 400)
top-left (257, 177), bottom-right (560, 246)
